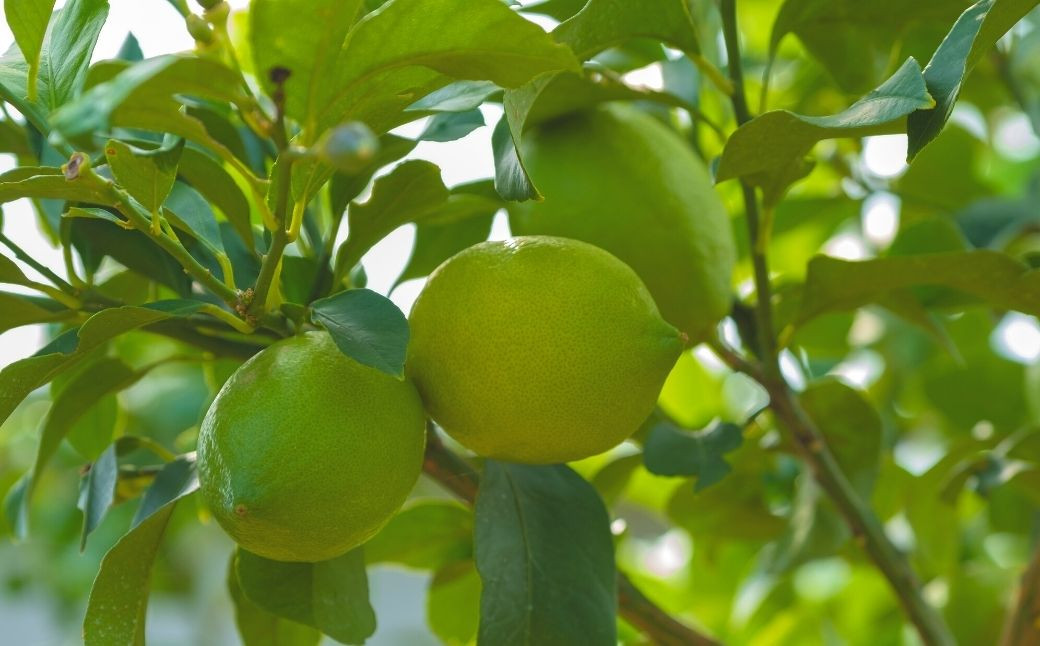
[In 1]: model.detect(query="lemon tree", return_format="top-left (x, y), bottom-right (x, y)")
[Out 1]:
top-left (0, 1), bottom-right (1039, 645)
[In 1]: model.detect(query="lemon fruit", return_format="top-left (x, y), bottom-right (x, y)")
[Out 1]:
top-left (510, 103), bottom-right (736, 341)
top-left (407, 236), bottom-right (684, 464)
top-left (197, 331), bottom-right (426, 563)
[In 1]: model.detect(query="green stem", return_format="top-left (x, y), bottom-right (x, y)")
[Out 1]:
top-left (718, 3), bottom-right (954, 645)
top-left (0, 232), bottom-right (78, 294)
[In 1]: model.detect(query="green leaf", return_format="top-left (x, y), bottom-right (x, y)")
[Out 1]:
top-left (104, 137), bottom-right (184, 214)
top-left (228, 555), bottom-right (322, 646)
top-left (643, 421), bottom-right (743, 492)
top-left (800, 379), bottom-right (882, 497)
top-left (475, 462), bottom-right (617, 646)
top-left (250, 0), bottom-right (364, 130)
top-left (492, 115), bottom-right (540, 202)
top-left (4, 0), bottom-right (57, 101)
top-left (178, 146), bottom-right (253, 249)
top-left (328, 133), bottom-right (417, 217)
top-left (83, 485), bottom-right (197, 646)
top-left (406, 80), bottom-right (500, 113)
top-left (236, 548), bottom-right (376, 645)
top-left (0, 252), bottom-right (33, 287)
top-left (68, 218), bottom-right (192, 294)
top-left (51, 55), bottom-right (247, 146)
top-left (0, 291), bottom-right (73, 333)
top-left (310, 288), bottom-right (409, 377)
top-left (428, 560), bottom-right (481, 646)
top-left (131, 457), bottom-right (197, 527)
top-left (35, 0), bottom-right (109, 112)
top-left (335, 160), bottom-right (449, 273)
top-left (0, 166), bottom-right (116, 207)
top-left (365, 501), bottom-right (472, 570)
top-left (798, 251), bottom-right (1040, 325)
top-left (0, 300), bottom-right (206, 426)
top-left (552, 0), bottom-right (702, 60)
top-left (419, 109), bottom-right (485, 142)
top-left (311, 0), bottom-right (580, 137)
top-left (717, 58), bottom-right (934, 204)
top-left (77, 443), bottom-right (118, 549)
top-left (396, 192), bottom-right (497, 285)
top-left (163, 181), bottom-right (225, 254)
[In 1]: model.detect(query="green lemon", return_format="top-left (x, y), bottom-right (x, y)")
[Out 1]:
top-left (407, 236), bottom-right (684, 464)
top-left (197, 331), bottom-right (426, 563)
top-left (510, 103), bottom-right (736, 341)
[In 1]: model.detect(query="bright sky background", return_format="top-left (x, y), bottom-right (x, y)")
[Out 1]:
top-left (0, 0), bottom-right (1037, 368)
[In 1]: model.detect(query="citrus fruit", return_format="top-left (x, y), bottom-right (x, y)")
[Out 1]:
top-left (407, 236), bottom-right (684, 464)
top-left (197, 331), bottom-right (426, 563)
top-left (510, 103), bottom-right (736, 341)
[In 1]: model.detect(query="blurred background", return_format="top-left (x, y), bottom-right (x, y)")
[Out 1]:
top-left (2, 0), bottom-right (1040, 644)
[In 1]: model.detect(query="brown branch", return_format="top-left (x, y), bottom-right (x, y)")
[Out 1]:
top-left (421, 428), bottom-right (720, 646)
top-left (1002, 543), bottom-right (1040, 646)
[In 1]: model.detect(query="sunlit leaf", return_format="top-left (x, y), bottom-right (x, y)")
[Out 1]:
top-left (310, 288), bottom-right (409, 377)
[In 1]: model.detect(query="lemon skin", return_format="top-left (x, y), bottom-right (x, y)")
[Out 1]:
top-left (407, 236), bottom-right (684, 464)
top-left (197, 331), bottom-right (426, 563)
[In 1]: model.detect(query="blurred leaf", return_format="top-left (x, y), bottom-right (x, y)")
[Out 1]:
top-left (236, 548), bottom-right (376, 645)
top-left (657, 350), bottom-right (726, 428)
top-left (178, 146), bottom-right (253, 249)
top-left (419, 109), bottom-right (485, 142)
top-left (0, 300), bottom-right (206, 425)
top-left (0, 166), bottom-right (116, 206)
top-left (328, 133), bottom-right (417, 216)
top-left (163, 181), bottom-right (225, 254)
top-left (800, 379), bottom-right (882, 496)
top-left (799, 251), bottom-right (1040, 325)
top-left (335, 160), bottom-right (449, 272)
top-left (83, 486), bottom-right (198, 646)
top-left (968, 0), bottom-right (1040, 68)
top-left (311, 0), bottom-right (579, 137)
top-left (104, 137), bottom-right (184, 214)
top-left (475, 461), bottom-right (616, 646)
top-left (552, 0), bottom-right (702, 60)
top-left (407, 80), bottom-right (500, 113)
top-left (115, 32), bottom-right (142, 62)
top-left (77, 443), bottom-right (118, 549)
top-left (644, 421), bottom-right (743, 491)
top-left (310, 288), bottom-right (409, 377)
top-left (717, 58), bottom-right (933, 204)
top-left (364, 501), bottom-right (472, 570)
top-left (249, 0), bottom-right (363, 128)
top-left (228, 555), bottom-right (321, 646)
top-left (4, 0), bottom-right (56, 101)
top-left (899, 125), bottom-right (992, 214)
top-left (428, 560), bottom-right (481, 646)
top-left (0, 291), bottom-right (73, 332)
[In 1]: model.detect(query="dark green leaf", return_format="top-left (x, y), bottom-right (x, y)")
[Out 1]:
top-left (335, 160), bottom-right (449, 272)
top-left (552, 0), bottom-right (702, 60)
top-left (178, 146), bottom-right (253, 249)
top-left (0, 301), bottom-right (206, 426)
top-left (163, 181), bottom-right (225, 253)
top-left (83, 490), bottom-right (197, 646)
top-left (419, 109), bottom-right (485, 142)
top-left (131, 457), bottom-right (197, 527)
top-left (428, 560), bottom-right (481, 646)
top-left (643, 421), bottom-right (743, 492)
top-left (0, 252), bottom-right (33, 287)
top-left (77, 443), bottom-right (118, 549)
top-left (365, 501), bottom-right (472, 570)
top-left (799, 251), bottom-right (1040, 324)
top-left (116, 32), bottom-right (143, 62)
top-left (475, 462), bottom-right (616, 646)
top-left (396, 201), bottom-right (496, 284)
top-left (0, 291), bottom-right (73, 332)
top-left (800, 380), bottom-right (882, 497)
top-left (492, 115), bottom-right (540, 201)
top-left (69, 217), bottom-right (193, 294)
top-left (228, 555), bottom-right (322, 646)
top-left (4, 0), bottom-right (56, 101)
top-left (311, 288), bottom-right (409, 377)
top-left (104, 137), bottom-right (184, 214)
top-left (406, 80), bottom-right (500, 113)
top-left (717, 58), bottom-right (934, 204)
top-left (236, 548), bottom-right (376, 645)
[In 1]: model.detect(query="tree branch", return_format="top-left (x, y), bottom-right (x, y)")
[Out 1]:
top-left (1001, 542), bottom-right (1040, 646)
top-left (421, 428), bottom-right (720, 646)
top-left (717, 2), bottom-right (954, 645)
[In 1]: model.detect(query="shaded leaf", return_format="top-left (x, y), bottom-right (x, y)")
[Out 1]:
top-left (492, 115), bottom-right (540, 202)
top-left (4, 0), bottom-right (57, 100)
top-left (419, 109), bottom-right (485, 142)
top-left (364, 501), bottom-right (472, 570)
top-left (104, 137), bottom-right (184, 214)
top-left (228, 555), bottom-right (321, 646)
top-left (311, 288), bottom-right (409, 377)
top-left (396, 197), bottom-right (496, 285)
top-left (178, 146), bottom-right (253, 249)
top-left (553, 0), bottom-right (702, 60)
top-left (130, 457), bottom-right (197, 528)
top-left (77, 443), bottom-right (118, 549)
top-left (717, 58), bottom-right (934, 204)
top-left (236, 548), bottom-right (376, 645)
top-left (0, 291), bottom-right (73, 333)
top-left (328, 133), bottom-right (417, 217)
top-left (428, 560), bottom-right (481, 646)
top-left (406, 80), bottom-right (500, 113)
top-left (644, 421), bottom-right (743, 492)
top-left (163, 181), bottom-right (225, 253)
top-left (800, 379), bottom-right (883, 497)
top-left (475, 461), bottom-right (616, 646)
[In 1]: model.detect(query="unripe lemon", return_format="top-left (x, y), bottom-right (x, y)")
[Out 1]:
top-left (510, 104), bottom-right (736, 341)
top-left (407, 236), bottom-right (684, 464)
top-left (197, 331), bottom-right (426, 563)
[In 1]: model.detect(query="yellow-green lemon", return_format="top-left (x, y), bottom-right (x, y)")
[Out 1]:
top-left (407, 236), bottom-right (684, 464)
top-left (197, 331), bottom-right (426, 563)
top-left (510, 103), bottom-right (736, 341)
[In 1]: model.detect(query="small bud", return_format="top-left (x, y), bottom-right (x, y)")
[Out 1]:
top-left (195, 0), bottom-right (223, 9)
top-left (315, 122), bottom-right (379, 174)
top-left (186, 14), bottom-right (215, 44)
top-left (203, 1), bottom-right (230, 23)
